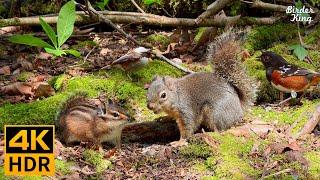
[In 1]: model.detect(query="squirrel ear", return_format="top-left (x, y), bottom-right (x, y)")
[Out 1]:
top-left (152, 75), bottom-right (161, 82)
top-left (163, 76), bottom-right (175, 91)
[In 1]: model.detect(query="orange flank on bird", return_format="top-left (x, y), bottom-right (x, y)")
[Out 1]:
top-left (271, 70), bottom-right (309, 92)
top-left (310, 74), bottom-right (320, 86)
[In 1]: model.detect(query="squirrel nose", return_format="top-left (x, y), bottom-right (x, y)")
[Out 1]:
top-left (147, 103), bottom-right (154, 110)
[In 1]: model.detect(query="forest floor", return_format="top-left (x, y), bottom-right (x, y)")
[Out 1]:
top-left (0, 25), bottom-right (320, 179)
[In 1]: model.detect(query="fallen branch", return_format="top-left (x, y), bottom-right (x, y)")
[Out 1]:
top-left (196, 0), bottom-right (235, 23)
top-left (76, 1), bottom-right (141, 46)
top-left (295, 105), bottom-right (320, 138)
top-left (0, 11), bottom-right (281, 28)
top-left (241, 0), bottom-right (287, 12)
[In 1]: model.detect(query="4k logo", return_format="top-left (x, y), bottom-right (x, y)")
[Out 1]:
top-left (4, 125), bottom-right (55, 176)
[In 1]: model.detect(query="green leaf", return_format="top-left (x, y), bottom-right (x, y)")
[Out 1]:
top-left (289, 44), bottom-right (308, 60)
top-left (143, 0), bottom-right (161, 5)
top-left (95, 0), bottom-right (110, 10)
top-left (45, 48), bottom-right (66, 56)
top-left (57, 0), bottom-right (76, 47)
top-left (9, 35), bottom-right (54, 49)
top-left (295, 0), bottom-right (310, 25)
top-left (64, 49), bottom-right (81, 57)
top-left (39, 17), bottom-right (57, 49)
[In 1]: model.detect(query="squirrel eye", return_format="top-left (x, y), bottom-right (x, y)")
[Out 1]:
top-left (160, 92), bottom-right (166, 99)
top-left (112, 112), bottom-right (120, 118)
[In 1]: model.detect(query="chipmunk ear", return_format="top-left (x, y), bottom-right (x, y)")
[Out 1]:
top-left (107, 98), bottom-right (114, 105)
top-left (163, 76), bottom-right (175, 91)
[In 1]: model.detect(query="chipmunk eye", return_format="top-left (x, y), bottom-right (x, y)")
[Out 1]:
top-left (112, 112), bottom-right (120, 118)
top-left (160, 92), bottom-right (166, 99)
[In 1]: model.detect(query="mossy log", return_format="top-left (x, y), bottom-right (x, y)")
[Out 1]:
top-left (121, 118), bottom-right (180, 144)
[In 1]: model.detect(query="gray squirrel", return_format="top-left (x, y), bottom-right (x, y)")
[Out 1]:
top-left (147, 30), bottom-right (256, 147)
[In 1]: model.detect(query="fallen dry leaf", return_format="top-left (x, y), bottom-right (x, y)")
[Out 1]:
top-left (0, 26), bottom-right (21, 35)
top-left (37, 52), bottom-right (53, 60)
top-left (285, 151), bottom-right (309, 166)
top-left (227, 123), bottom-right (274, 137)
top-left (32, 82), bottom-right (55, 98)
top-left (0, 66), bottom-right (11, 75)
top-left (17, 58), bottom-right (33, 71)
top-left (100, 48), bottom-right (112, 56)
top-left (54, 139), bottom-right (65, 158)
top-left (0, 82), bottom-right (33, 96)
top-left (31, 74), bottom-right (51, 82)
top-left (241, 49), bottom-right (251, 61)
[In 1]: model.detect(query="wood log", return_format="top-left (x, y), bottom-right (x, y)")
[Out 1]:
top-left (0, 11), bottom-right (280, 28)
top-left (121, 117), bottom-right (180, 144)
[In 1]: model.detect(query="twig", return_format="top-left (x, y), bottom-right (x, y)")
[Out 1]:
top-left (241, 0), bottom-right (287, 12)
top-left (76, 1), bottom-right (141, 46)
top-left (152, 49), bottom-right (194, 74)
top-left (261, 168), bottom-right (292, 179)
top-left (84, 45), bottom-right (97, 61)
top-left (295, 105), bottom-right (320, 139)
top-left (130, 0), bottom-right (146, 14)
top-left (196, 0), bottom-right (234, 23)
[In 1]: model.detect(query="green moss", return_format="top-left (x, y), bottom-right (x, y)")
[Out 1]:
top-left (305, 25), bottom-right (320, 46)
top-left (83, 149), bottom-right (112, 173)
top-left (0, 60), bottom-right (183, 129)
top-left (305, 151), bottom-right (320, 179)
top-left (17, 72), bottom-right (34, 82)
top-left (248, 99), bottom-right (320, 133)
top-left (204, 133), bottom-right (257, 179)
top-left (0, 94), bottom-right (67, 131)
top-left (0, 167), bottom-right (10, 180)
top-left (245, 23), bottom-right (297, 52)
top-left (179, 137), bottom-right (213, 159)
top-left (49, 74), bottom-right (68, 91)
top-left (0, 166), bottom-right (41, 180)
top-left (145, 34), bottom-right (170, 47)
top-left (55, 159), bottom-right (74, 175)
top-left (22, 176), bottom-right (42, 180)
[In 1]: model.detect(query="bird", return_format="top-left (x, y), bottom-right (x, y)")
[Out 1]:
top-left (259, 51), bottom-right (320, 105)
top-left (111, 47), bottom-right (152, 72)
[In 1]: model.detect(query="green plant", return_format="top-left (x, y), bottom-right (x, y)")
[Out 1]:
top-left (143, 0), bottom-right (162, 6)
top-left (8, 0), bottom-right (80, 57)
top-left (289, 44), bottom-right (308, 60)
top-left (95, 0), bottom-right (110, 10)
top-left (288, 1), bottom-right (310, 60)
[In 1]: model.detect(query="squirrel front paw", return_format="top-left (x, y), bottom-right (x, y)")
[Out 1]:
top-left (170, 139), bottom-right (188, 147)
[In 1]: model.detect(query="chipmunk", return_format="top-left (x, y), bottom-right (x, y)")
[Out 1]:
top-left (56, 93), bottom-right (130, 149)
top-left (147, 30), bottom-right (256, 147)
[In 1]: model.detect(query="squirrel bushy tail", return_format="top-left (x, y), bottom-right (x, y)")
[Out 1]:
top-left (207, 30), bottom-right (256, 106)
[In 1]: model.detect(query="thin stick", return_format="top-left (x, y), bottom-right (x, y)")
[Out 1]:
top-left (130, 0), bottom-right (146, 14)
top-left (76, 1), bottom-right (141, 46)
top-left (261, 168), bottom-right (292, 179)
top-left (152, 49), bottom-right (194, 74)
top-left (295, 105), bottom-right (320, 138)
